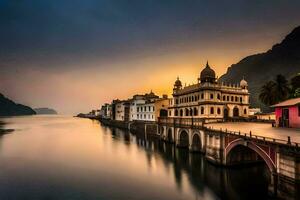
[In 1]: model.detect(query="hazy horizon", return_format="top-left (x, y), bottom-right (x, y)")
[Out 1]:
top-left (1, 0), bottom-right (300, 114)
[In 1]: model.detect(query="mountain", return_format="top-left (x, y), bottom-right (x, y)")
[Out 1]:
top-left (219, 26), bottom-right (300, 111)
top-left (0, 93), bottom-right (36, 116)
top-left (34, 108), bottom-right (57, 115)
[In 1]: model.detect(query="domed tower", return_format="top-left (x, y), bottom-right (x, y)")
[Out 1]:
top-left (199, 61), bottom-right (216, 83)
top-left (240, 77), bottom-right (248, 89)
top-left (173, 77), bottom-right (182, 94)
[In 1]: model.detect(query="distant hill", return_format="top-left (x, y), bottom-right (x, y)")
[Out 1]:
top-left (0, 93), bottom-right (36, 116)
top-left (219, 26), bottom-right (300, 111)
top-left (34, 108), bottom-right (57, 115)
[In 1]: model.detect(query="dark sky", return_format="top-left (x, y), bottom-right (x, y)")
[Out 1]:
top-left (1, 0), bottom-right (300, 113)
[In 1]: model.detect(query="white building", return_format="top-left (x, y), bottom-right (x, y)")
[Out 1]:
top-left (136, 101), bottom-right (156, 121)
top-left (168, 62), bottom-right (250, 122)
top-left (115, 101), bottom-right (125, 121)
top-left (129, 95), bottom-right (146, 121)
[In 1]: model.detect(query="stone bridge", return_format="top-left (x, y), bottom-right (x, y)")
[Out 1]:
top-left (158, 117), bottom-right (300, 198)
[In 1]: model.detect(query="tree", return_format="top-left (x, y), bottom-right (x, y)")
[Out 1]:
top-left (294, 88), bottom-right (300, 98)
top-left (291, 73), bottom-right (300, 95)
top-left (259, 81), bottom-right (276, 106)
top-left (273, 74), bottom-right (290, 102)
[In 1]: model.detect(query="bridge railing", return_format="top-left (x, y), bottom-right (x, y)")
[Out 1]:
top-left (158, 117), bottom-right (300, 148)
top-left (158, 117), bottom-right (204, 129)
top-left (205, 126), bottom-right (300, 148)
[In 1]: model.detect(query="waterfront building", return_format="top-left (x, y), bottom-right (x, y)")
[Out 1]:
top-left (271, 97), bottom-right (300, 128)
top-left (129, 91), bottom-right (159, 122)
top-left (168, 62), bottom-right (249, 122)
top-left (248, 108), bottom-right (261, 116)
top-left (129, 95), bottom-right (146, 121)
top-left (100, 103), bottom-right (111, 119)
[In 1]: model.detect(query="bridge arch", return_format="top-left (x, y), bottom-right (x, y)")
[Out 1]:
top-left (225, 139), bottom-right (276, 173)
top-left (178, 129), bottom-right (189, 148)
top-left (167, 128), bottom-right (173, 143)
top-left (191, 132), bottom-right (202, 151)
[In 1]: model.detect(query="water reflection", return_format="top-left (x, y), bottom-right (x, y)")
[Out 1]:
top-left (114, 127), bottom-right (271, 200)
top-left (0, 116), bottom-right (272, 200)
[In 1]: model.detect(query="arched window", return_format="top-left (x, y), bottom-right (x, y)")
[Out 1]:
top-left (240, 97), bottom-right (243, 103)
top-left (194, 107), bottom-right (198, 116)
top-left (185, 108), bottom-right (189, 116)
top-left (189, 96), bottom-right (191, 102)
top-left (217, 108), bottom-right (221, 114)
top-left (190, 109), bottom-right (193, 116)
top-left (217, 94), bottom-right (220, 100)
top-left (180, 109), bottom-right (183, 116)
top-left (244, 108), bottom-right (247, 114)
top-left (227, 96), bottom-right (229, 101)
top-left (201, 107), bottom-right (204, 115)
top-left (201, 93), bottom-right (204, 99)
top-left (175, 109), bottom-right (178, 116)
top-left (231, 96), bottom-right (234, 101)
top-left (210, 94), bottom-right (214, 99)
top-left (191, 96), bottom-right (194, 102)
top-left (223, 96), bottom-right (226, 101)
top-left (210, 107), bottom-right (214, 114)
top-left (235, 96), bottom-right (238, 102)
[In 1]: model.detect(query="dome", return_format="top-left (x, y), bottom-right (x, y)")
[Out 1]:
top-left (200, 61), bottom-right (216, 83)
top-left (240, 78), bottom-right (248, 88)
top-left (174, 77), bottom-right (182, 87)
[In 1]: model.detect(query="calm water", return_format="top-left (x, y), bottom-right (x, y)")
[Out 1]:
top-left (0, 115), bottom-right (271, 200)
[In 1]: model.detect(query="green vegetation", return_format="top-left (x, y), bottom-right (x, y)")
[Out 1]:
top-left (259, 74), bottom-right (300, 106)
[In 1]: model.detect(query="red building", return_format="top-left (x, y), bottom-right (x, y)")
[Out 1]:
top-left (271, 98), bottom-right (300, 128)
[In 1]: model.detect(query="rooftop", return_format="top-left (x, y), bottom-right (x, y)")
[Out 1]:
top-left (271, 97), bottom-right (300, 107)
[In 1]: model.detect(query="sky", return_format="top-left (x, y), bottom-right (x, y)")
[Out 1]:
top-left (1, 0), bottom-right (300, 114)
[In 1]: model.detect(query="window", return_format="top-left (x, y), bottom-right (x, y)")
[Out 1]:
top-left (217, 108), bottom-right (221, 114)
top-left (210, 107), bottom-right (214, 114)
top-left (192, 96), bottom-right (194, 102)
top-left (194, 108), bottom-right (198, 116)
top-left (231, 96), bottom-right (234, 101)
top-left (227, 96), bottom-right (229, 101)
top-left (235, 96), bottom-right (238, 102)
top-left (148, 106), bottom-right (150, 111)
top-left (137, 114), bottom-right (139, 119)
top-left (141, 107), bottom-right (143, 112)
top-left (176, 99), bottom-right (178, 104)
top-left (185, 109), bottom-right (189, 116)
top-left (240, 97), bottom-right (243, 103)
top-left (175, 109), bottom-right (178, 116)
top-left (244, 108), bottom-right (247, 115)
top-left (201, 107), bottom-right (204, 115)
top-left (217, 94), bottom-right (220, 100)
top-left (137, 107), bottom-right (139, 112)
top-left (223, 96), bottom-right (226, 101)
top-left (210, 94), bottom-right (214, 99)
top-left (144, 114), bottom-right (146, 119)
top-left (180, 109), bottom-right (183, 116)
top-left (153, 106), bottom-right (155, 111)
top-left (169, 111), bottom-right (171, 116)
top-left (201, 93), bottom-right (204, 99)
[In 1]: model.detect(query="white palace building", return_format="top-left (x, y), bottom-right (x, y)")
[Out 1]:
top-left (168, 62), bottom-right (250, 122)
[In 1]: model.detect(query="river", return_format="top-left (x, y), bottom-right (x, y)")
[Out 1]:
top-left (0, 115), bottom-right (272, 200)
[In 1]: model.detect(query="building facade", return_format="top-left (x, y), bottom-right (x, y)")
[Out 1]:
top-left (168, 62), bottom-right (249, 122)
top-left (272, 98), bottom-right (300, 128)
